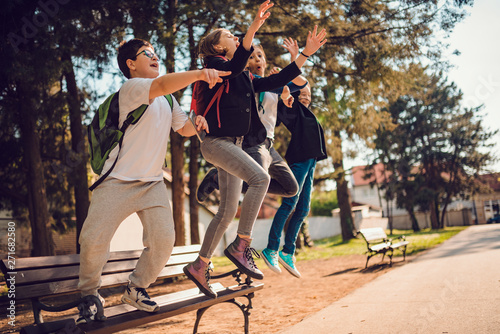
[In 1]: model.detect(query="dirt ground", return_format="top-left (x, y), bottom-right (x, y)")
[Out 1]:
top-left (1, 253), bottom-right (413, 334)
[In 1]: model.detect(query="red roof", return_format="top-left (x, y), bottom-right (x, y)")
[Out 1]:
top-left (477, 173), bottom-right (500, 192)
top-left (351, 163), bottom-right (392, 186)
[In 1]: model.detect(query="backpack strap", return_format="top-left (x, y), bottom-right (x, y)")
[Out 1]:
top-left (89, 94), bottom-right (172, 191)
top-left (165, 94), bottom-right (173, 109)
top-left (204, 81), bottom-right (229, 128)
top-left (190, 55), bottom-right (229, 128)
top-left (89, 94), bottom-right (152, 191)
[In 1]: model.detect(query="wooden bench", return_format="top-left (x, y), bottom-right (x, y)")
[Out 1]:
top-left (0, 244), bottom-right (264, 334)
top-left (358, 228), bottom-right (409, 268)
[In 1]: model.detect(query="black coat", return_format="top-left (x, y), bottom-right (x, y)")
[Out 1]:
top-left (276, 94), bottom-right (327, 164)
top-left (198, 44), bottom-right (301, 146)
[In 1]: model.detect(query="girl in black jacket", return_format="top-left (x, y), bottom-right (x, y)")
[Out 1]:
top-left (263, 83), bottom-right (327, 278)
top-left (183, 1), bottom-right (326, 298)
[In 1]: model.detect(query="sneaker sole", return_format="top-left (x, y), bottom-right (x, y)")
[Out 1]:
top-left (278, 256), bottom-right (302, 278)
top-left (182, 266), bottom-right (218, 299)
top-left (224, 249), bottom-right (264, 280)
top-left (121, 295), bottom-right (159, 313)
top-left (196, 169), bottom-right (218, 203)
top-left (262, 252), bottom-right (282, 274)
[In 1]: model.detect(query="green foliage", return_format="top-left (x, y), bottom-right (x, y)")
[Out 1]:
top-left (311, 191), bottom-right (338, 216)
top-left (374, 68), bottom-right (497, 229)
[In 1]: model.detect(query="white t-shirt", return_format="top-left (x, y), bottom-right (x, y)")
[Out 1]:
top-left (101, 78), bottom-right (188, 182)
top-left (257, 91), bottom-right (279, 139)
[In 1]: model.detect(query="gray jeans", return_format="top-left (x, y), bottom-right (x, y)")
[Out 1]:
top-left (199, 136), bottom-right (270, 258)
top-left (243, 139), bottom-right (298, 197)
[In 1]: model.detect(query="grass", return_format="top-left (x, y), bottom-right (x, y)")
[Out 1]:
top-left (211, 226), bottom-right (468, 270)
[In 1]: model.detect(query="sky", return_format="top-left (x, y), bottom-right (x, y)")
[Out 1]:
top-left (344, 0), bottom-right (500, 173)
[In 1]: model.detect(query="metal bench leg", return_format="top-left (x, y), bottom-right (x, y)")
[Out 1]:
top-left (388, 249), bottom-right (394, 266)
top-left (31, 299), bottom-right (43, 324)
top-left (365, 254), bottom-right (372, 268)
top-left (193, 293), bottom-right (255, 334)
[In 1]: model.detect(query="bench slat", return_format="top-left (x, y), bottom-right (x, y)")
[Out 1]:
top-left (391, 241), bottom-right (409, 249)
top-left (369, 243), bottom-right (391, 252)
top-left (359, 228), bottom-right (388, 242)
top-left (15, 253), bottom-right (197, 286)
top-left (16, 263), bottom-right (189, 300)
top-left (78, 283), bottom-right (265, 334)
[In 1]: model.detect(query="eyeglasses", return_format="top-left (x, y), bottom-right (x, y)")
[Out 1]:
top-left (135, 49), bottom-right (159, 60)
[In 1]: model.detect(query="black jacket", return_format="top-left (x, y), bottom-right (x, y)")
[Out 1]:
top-left (198, 44), bottom-right (301, 146)
top-left (276, 94), bottom-right (327, 164)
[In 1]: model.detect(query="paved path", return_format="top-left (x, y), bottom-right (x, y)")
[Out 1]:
top-left (280, 224), bottom-right (500, 334)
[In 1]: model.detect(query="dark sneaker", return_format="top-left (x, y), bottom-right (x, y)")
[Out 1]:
top-left (279, 250), bottom-right (301, 278)
top-left (196, 168), bottom-right (219, 203)
top-left (121, 284), bottom-right (159, 312)
top-left (261, 248), bottom-right (281, 274)
top-left (76, 293), bottom-right (105, 325)
top-left (224, 236), bottom-right (264, 280)
top-left (183, 257), bottom-right (217, 298)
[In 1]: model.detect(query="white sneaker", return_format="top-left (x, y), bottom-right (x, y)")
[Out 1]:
top-left (121, 284), bottom-right (159, 312)
top-left (76, 293), bottom-right (105, 324)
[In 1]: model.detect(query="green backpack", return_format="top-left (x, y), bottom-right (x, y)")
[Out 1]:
top-left (88, 91), bottom-right (173, 191)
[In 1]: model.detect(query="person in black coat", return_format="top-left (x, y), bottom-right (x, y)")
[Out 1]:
top-left (183, 1), bottom-right (327, 298)
top-left (261, 83), bottom-right (327, 278)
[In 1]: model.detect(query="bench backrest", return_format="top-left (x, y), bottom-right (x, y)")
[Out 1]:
top-left (0, 244), bottom-right (201, 300)
top-left (359, 228), bottom-right (388, 243)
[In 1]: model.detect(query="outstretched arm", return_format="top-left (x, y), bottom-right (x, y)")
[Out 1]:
top-left (149, 68), bottom-right (230, 100)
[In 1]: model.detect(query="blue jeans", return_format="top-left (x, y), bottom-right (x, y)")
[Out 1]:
top-left (267, 158), bottom-right (316, 255)
top-left (199, 136), bottom-right (270, 259)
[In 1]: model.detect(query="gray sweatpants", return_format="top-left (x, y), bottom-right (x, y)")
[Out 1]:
top-left (78, 178), bottom-right (175, 296)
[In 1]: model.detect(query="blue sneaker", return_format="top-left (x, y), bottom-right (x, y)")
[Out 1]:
top-left (261, 248), bottom-right (281, 274)
top-left (278, 250), bottom-right (301, 278)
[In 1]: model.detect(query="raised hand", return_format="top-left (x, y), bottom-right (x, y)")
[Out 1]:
top-left (302, 25), bottom-right (327, 57)
top-left (200, 69), bottom-right (231, 89)
top-left (269, 67), bottom-right (280, 76)
top-left (282, 37), bottom-right (299, 61)
top-left (281, 85), bottom-right (294, 108)
top-left (249, 1), bottom-right (274, 33)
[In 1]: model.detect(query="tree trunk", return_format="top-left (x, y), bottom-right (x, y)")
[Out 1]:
top-left (430, 198), bottom-right (440, 229)
top-left (164, 0), bottom-right (186, 245)
top-left (406, 205), bottom-right (420, 232)
top-left (171, 131), bottom-right (186, 245)
top-left (333, 156), bottom-right (355, 241)
top-left (386, 198), bottom-right (393, 235)
top-left (187, 17), bottom-right (200, 245)
top-left (63, 53), bottom-right (90, 253)
top-left (18, 91), bottom-right (55, 256)
top-left (439, 194), bottom-right (452, 229)
top-left (189, 138), bottom-right (201, 244)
